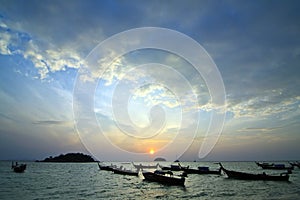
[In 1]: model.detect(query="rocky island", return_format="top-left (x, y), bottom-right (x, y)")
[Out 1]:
top-left (37, 153), bottom-right (96, 162)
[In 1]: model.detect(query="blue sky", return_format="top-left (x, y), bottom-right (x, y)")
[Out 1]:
top-left (0, 0), bottom-right (300, 161)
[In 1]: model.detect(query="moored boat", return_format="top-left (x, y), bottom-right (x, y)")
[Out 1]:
top-left (132, 162), bottom-right (159, 170)
top-left (219, 163), bottom-right (289, 181)
top-left (112, 166), bottom-right (139, 176)
top-left (143, 170), bottom-right (185, 186)
top-left (11, 162), bottom-right (26, 173)
top-left (160, 163), bottom-right (189, 171)
top-left (289, 162), bottom-right (300, 169)
top-left (184, 166), bottom-right (221, 175)
top-left (255, 162), bottom-right (274, 168)
top-left (97, 162), bottom-right (116, 171)
top-left (256, 162), bottom-right (294, 170)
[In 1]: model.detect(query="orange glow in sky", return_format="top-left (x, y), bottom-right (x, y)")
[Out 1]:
top-left (149, 149), bottom-right (155, 155)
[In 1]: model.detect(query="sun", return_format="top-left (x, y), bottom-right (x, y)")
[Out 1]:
top-left (149, 149), bottom-right (155, 155)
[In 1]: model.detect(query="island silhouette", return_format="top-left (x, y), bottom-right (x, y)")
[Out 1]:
top-left (37, 153), bottom-right (96, 162)
top-left (154, 157), bottom-right (166, 161)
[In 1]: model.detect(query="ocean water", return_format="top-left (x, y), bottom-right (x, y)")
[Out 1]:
top-left (0, 161), bottom-right (299, 199)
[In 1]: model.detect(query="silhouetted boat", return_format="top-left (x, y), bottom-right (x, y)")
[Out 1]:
top-left (132, 162), bottom-right (159, 170)
top-left (219, 163), bottom-right (289, 181)
top-left (184, 166), bottom-right (221, 175)
top-left (11, 162), bottom-right (26, 173)
top-left (97, 162), bottom-right (116, 171)
top-left (160, 163), bottom-right (189, 171)
top-left (112, 166), bottom-right (139, 176)
top-left (289, 162), bottom-right (300, 169)
top-left (255, 162), bottom-right (274, 167)
top-left (143, 170), bottom-right (185, 186)
top-left (256, 162), bottom-right (294, 170)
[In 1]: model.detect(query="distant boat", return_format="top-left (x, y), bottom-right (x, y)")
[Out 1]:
top-left (11, 162), bottom-right (26, 173)
top-left (97, 162), bottom-right (116, 171)
top-left (112, 166), bottom-right (139, 176)
top-left (219, 163), bottom-right (289, 181)
top-left (132, 162), bottom-right (159, 170)
top-left (255, 162), bottom-right (274, 168)
top-left (143, 170), bottom-right (185, 186)
top-left (160, 163), bottom-right (189, 171)
top-left (256, 162), bottom-right (294, 170)
top-left (184, 166), bottom-right (221, 175)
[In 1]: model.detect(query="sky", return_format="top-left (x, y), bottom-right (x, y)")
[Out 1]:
top-left (0, 0), bottom-right (300, 161)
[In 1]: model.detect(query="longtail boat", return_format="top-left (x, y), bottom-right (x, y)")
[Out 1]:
top-left (132, 162), bottom-right (159, 170)
top-left (97, 162), bottom-right (116, 171)
top-left (11, 162), bottom-right (26, 173)
top-left (143, 170), bottom-right (185, 186)
top-left (289, 162), bottom-right (300, 169)
top-left (112, 166), bottom-right (139, 176)
top-left (256, 162), bottom-right (294, 170)
top-left (160, 163), bottom-right (189, 171)
top-left (219, 163), bottom-right (289, 181)
top-left (184, 166), bottom-right (221, 175)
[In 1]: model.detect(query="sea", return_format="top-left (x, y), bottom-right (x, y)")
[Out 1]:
top-left (0, 161), bottom-right (299, 200)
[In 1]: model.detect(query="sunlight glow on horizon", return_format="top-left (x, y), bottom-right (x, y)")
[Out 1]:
top-left (149, 149), bottom-right (155, 155)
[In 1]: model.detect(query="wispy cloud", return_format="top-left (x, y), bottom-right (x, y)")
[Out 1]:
top-left (32, 120), bottom-right (72, 126)
top-left (238, 126), bottom-right (283, 133)
top-left (0, 14), bottom-right (88, 80)
top-left (227, 90), bottom-right (300, 119)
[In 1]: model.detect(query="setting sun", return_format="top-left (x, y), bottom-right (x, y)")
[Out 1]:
top-left (149, 149), bottom-right (155, 155)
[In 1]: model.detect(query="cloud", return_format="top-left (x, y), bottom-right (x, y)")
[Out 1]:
top-left (0, 21), bottom-right (84, 79)
top-left (238, 126), bottom-right (283, 133)
top-left (32, 120), bottom-right (72, 126)
top-left (227, 89), bottom-right (300, 119)
top-left (0, 31), bottom-right (12, 54)
top-left (133, 84), bottom-right (180, 108)
top-left (0, 112), bottom-right (17, 123)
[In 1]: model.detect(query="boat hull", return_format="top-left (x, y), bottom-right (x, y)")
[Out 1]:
top-left (161, 167), bottom-right (182, 171)
top-left (224, 170), bottom-right (289, 181)
top-left (289, 162), bottom-right (300, 169)
top-left (99, 166), bottom-right (114, 171)
top-left (143, 172), bottom-right (185, 186)
top-left (12, 164), bottom-right (26, 173)
top-left (219, 163), bottom-right (289, 181)
top-left (132, 162), bottom-right (159, 169)
top-left (256, 162), bottom-right (294, 170)
top-left (113, 169), bottom-right (138, 176)
top-left (184, 168), bottom-right (221, 175)
top-left (260, 166), bottom-right (293, 170)
top-left (160, 165), bottom-right (188, 171)
top-left (97, 163), bottom-right (115, 171)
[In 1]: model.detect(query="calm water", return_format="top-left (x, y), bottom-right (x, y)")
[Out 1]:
top-left (0, 161), bottom-right (299, 199)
